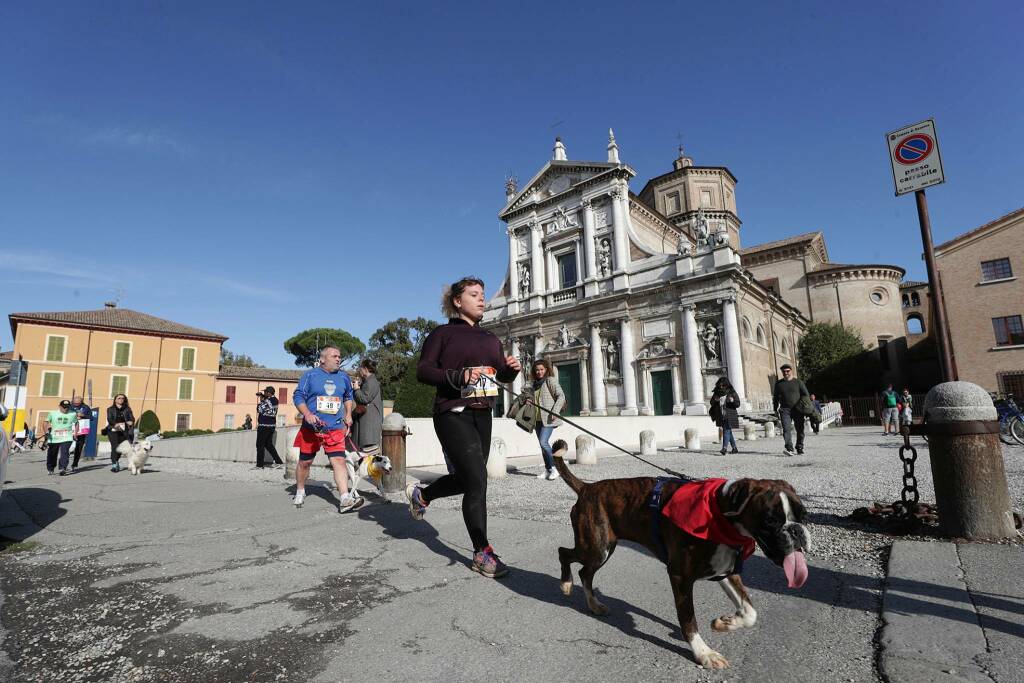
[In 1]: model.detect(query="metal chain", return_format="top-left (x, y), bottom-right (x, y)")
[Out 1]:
top-left (894, 428), bottom-right (920, 519)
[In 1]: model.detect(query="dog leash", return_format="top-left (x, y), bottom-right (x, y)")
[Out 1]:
top-left (478, 374), bottom-right (687, 479)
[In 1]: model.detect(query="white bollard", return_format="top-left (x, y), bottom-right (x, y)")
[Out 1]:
top-left (684, 428), bottom-right (701, 451)
top-left (764, 422), bottom-right (776, 438)
top-left (640, 430), bottom-right (657, 456)
top-left (487, 437), bottom-right (507, 479)
top-left (284, 444), bottom-right (299, 482)
top-left (576, 435), bottom-right (597, 465)
top-left (744, 423), bottom-right (758, 441)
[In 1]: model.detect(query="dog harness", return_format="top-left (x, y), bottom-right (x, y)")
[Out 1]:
top-left (649, 477), bottom-right (753, 579)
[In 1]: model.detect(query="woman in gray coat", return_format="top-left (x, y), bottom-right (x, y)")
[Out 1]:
top-left (353, 359), bottom-right (384, 452)
top-left (528, 359), bottom-right (566, 481)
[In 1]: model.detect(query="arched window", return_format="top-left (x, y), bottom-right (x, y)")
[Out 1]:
top-left (741, 317), bottom-right (752, 340)
top-left (773, 332), bottom-right (780, 352)
top-left (902, 293), bottom-right (910, 308)
top-left (907, 314), bottom-right (925, 335)
top-left (911, 292), bottom-right (921, 307)
top-left (756, 325), bottom-right (766, 345)
top-left (781, 338), bottom-right (790, 356)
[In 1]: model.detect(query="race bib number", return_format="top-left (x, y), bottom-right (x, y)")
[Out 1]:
top-left (461, 366), bottom-right (498, 399)
top-left (316, 395), bottom-right (342, 415)
top-left (53, 428), bottom-right (72, 440)
top-left (78, 418), bottom-right (91, 435)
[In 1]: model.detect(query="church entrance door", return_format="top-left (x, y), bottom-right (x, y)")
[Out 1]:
top-left (651, 370), bottom-right (673, 416)
top-left (556, 363), bottom-right (582, 416)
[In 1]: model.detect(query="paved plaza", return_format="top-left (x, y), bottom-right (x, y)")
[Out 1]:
top-left (1, 425), bottom-right (1022, 682)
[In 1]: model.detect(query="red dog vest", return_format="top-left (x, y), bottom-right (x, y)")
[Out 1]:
top-left (661, 478), bottom-right (756, 559)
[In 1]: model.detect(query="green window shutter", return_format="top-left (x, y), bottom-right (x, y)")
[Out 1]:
top-left (46, 337), bottom-right (65, 362)
top-left (179, 379), bottom-right (193, 400)
top-left (111, 376), bottom-right (127, 398)
top-left (42, 373), bottom-right (61, 396)
top-left (181, 348), bottom-right (195, 371)
top-left (114, 343), bottom-right (130, 367)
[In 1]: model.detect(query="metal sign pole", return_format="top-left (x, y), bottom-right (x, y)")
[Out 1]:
top-left (914, 189), bottom-right (956, 382)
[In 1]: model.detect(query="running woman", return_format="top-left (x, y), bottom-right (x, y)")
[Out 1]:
top-left (292, 345), bottom-right (363, 513)
top-left (406, 277), bottom-right (521, 578)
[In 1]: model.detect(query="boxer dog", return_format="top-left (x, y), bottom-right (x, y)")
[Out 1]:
top-left (552, 440), bottom-right (810, 670)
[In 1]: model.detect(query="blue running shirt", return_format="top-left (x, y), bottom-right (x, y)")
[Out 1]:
top-left (293, 368), bottom-right (354, 431)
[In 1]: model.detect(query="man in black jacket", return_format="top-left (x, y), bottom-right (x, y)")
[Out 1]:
top-left (773, 364), bottom-right (810, 456)
top-left (255, 387), bottom-right (284, 469)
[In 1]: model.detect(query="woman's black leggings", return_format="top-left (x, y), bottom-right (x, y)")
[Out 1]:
top-left (423, 409), bottom-right (492, 551)
top-left (109, 431), bottom-right (133, 464)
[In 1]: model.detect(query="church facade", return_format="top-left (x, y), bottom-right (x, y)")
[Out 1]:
top-left (483, 134), bottom-right (808, 415)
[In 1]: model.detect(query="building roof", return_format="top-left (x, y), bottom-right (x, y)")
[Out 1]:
top-left (934, 206), bottom-right (1024, 253)
top-left (740, 231), bottom-right (823, 256)
top-left (217, 365), bottom-right (304, 381)
top-left (900, 280), bottom-right (928, 289)
top-left (810, 262), bottom-right (905, 275)
top-left (0, 351), bottom-right (11, 361)
top-left (9, 307), bottom-right (228, 342)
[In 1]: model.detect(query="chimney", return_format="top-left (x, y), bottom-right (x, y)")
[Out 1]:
top-left (104, 301), bottom-right (117, 308)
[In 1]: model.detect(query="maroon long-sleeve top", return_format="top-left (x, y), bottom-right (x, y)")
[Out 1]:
top-left (416, 319), bottom-right (518, 415)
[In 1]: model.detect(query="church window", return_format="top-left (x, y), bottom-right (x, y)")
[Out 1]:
top-left (911, 292), bottom-right (920, 307)
top-left (741, 318), bottom-right (752, 340)
top-left (665, 192), bottom-right (680, 215)
top-left (700, 189), bottom-right (713, 207)
top-left (907, 314), bottom-right (925, 335)
top-left (557, 251), bottom-right (578, 290)
top-left (869, 288), bottom-right (889, 306)
top-left (781, 338), bottom-right (790, 356)
top-left (901, 293), bottom-right (910, 307)
top-left (756, 325), bottom-right (766, 346)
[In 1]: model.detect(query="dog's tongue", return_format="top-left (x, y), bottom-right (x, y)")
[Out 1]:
top-left (783, 551), bottom-right (808, 588)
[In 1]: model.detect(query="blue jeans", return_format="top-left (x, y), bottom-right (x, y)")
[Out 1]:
top-left (721, 427), bottom-right (737, 452)
top-left (535, 424), bottom-right (556, 470)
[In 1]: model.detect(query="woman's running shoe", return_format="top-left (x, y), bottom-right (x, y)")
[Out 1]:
top-left (471, 545), bottom-right (508, 578)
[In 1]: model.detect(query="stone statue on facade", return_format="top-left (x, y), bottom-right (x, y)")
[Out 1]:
top-left (550, 206), bottom-right (579, 234)
top-left (597, 238), bottom-right (612, 277)
top-left (559, 324), bottom-right (572, 348)
top-left (520, 340), bottom-right (534, 371)
top-left (694, 207), bottom-right (710, 243)
top-left (606, 338), bottom-right (619, 374)
top-left (518, 263), bottom-right (531, 299)
top-left (701, 322), bottom-right (720, 361)
top-left (676, 237), bottom-right (692, 257)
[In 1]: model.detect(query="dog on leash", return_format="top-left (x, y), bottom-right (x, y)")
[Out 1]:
top-left (116, 439), bottom-right (154, 475)
top-left (345, 448), bottom-right (393, 500)
top-left (551, 439), bottom-right (810, 670)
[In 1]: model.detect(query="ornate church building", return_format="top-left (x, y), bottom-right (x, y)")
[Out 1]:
top-left (483, 133), bottom-right (915, 416)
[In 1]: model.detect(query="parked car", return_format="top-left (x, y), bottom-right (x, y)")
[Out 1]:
top-left (0, 405), bottom-right (10, 499)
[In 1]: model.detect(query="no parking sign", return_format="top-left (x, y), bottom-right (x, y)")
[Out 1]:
top-left (886, 119), bottom-right (945, 195)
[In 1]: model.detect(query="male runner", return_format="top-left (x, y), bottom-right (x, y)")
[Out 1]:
top-left (292, 345), bottom-right (363, 512)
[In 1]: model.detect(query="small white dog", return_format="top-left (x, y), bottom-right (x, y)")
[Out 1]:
top-left (116, 439), bottom-right (153, 475)
top-left (345, 448), bottom-right (392, 499)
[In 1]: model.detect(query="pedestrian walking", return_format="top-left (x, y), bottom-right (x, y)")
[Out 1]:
top-left (406, 277), bottom-right (521, 578)
top-left (810, 394), bottom-right (823, 434)
top-left (773, 364), bottom-right (810, 456)
top-left (526, 359), bottom-right (565, 480)
top-left (105, 394), bottom-right (135, 473)
top-left (45, 400), bottom-right (77, 475)
top-left (880, 384), bottom-right (899, 435)
top-left (352, 359), bottom-right (383, 454)
top-left (291, 345), bottom-right (362, 513)
top-left (69, 395), bottom-right (93, 469)
top-left (254, 387), bottom-right (284, 468)
top-left (899, 388), bottom-right (914, 427)
top-left (709, 376), bottom-right (740, 455)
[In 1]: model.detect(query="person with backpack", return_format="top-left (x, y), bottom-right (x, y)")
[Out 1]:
top-left (526, 359), bottom-right (566, 480)
top-left (709, 376), bottom-right (740, 455)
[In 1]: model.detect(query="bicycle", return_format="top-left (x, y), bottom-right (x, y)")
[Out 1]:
top-left (994, 394), bottom-right (1024, 446)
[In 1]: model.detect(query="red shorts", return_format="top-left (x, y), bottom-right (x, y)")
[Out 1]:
top-left (294, 426), bottom-right (349, 459)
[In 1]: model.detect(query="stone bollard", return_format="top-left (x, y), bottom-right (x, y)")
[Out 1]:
top-left (487, 437), bottom-right (507, 479)
top-left (684, 428), bottom-right (701, 450)
top-left (284, 441), bottom-right (299, 482)
top-left (743, 423), bottom-right (758, 441)
top-left (640, 430), bottom-right (657, 456)
top-left (380, 413), bottom-right (409, 493)
top-left (923, 381), bottom-right (1016, 539)
top-left (764, 422), bottom-right (776, 438)
top-left (576, 435), bottom-right (597, 465)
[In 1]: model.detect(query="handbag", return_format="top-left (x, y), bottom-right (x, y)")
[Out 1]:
top-left (353, 404), bottom-right (367, 416)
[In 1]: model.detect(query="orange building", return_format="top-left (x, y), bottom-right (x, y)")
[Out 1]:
top-left (214, 366), bottom-right (303, 430)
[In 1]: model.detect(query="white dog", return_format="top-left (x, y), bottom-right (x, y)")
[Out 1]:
top-left (116, 439), bottom-right (153, 475)
top-left (345, 448), bottom-right (392, 500)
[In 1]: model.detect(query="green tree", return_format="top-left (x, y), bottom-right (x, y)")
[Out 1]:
top-left (392, 358), bottom-right (436, 418)
top-left (219, 347), bottom-right (264, 368)
top-left (283, 328), bottom-right (365, 368)
top-left (138, 410), bottom-right (161, 437)
top-left (797, 322), bottom-right (881, 396)
top-left (365, 317), bottom-right (439, 400)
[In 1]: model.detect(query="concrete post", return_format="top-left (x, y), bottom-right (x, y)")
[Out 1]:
top-left (764, 422), bottom-right (776, 438)
top-left (487, 437), bottom-right (507, 479)
top-left (576, 434), bottom-right (597, 465)
top-left (684, 428), bottom-right (701, 451)
top-left (380, 413), bottom-right (408, 493)
top-left (640, 430), bottom-right (656, 456)
top-left (923, 382), bottom-right (1016, 539)
top-left (743, 423), bottom-right (758, 441)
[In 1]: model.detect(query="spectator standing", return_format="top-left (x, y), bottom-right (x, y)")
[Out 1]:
top-left (709, 376), bottom-right (741, 455)
top-left (242, 414), bottom-right (253, 430)
top-left (255, 388), bottom-right (284, 469)
top-left (900, 388), bottom-right (914, 427)
top-left (527, 359), bottom-right (566, 480)
top-left (881, 384), bottom-right (900, 435)
top-left (45, 400), bottom-right (77, 475)
top-left (352, 359), bottom-right (384, 454)
top-left (810, 394), bottom-right (823, 434)
top-left (70, 395), bottom-right (93, 469)
top-left (773, 364), bottom-right (810, 456)
top-left (407, 277), bottom-right (521, 578)
top-left (105, 394), bottom-right (135, 473)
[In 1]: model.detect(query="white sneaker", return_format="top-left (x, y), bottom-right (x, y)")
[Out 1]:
top-left (536, 470), bottom-right (549, 479)
top-left (338, 493), bottom-right (365, 514)
top-left (293, 490), bottom-right (306, 507)
top-left (546, 468), bottom-right (560, 481)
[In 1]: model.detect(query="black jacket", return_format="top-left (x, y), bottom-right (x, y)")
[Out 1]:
top-left (106, 405), bottom-right (135, 432)
top-left (709, 390), bottom-right (741, 429)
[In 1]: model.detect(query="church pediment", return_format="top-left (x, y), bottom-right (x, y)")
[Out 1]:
top-left (501, 161), bottom-right (620, 218)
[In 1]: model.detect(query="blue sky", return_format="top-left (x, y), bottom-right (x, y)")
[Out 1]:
top-left (2, 1), bottom-right (1022, 368)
